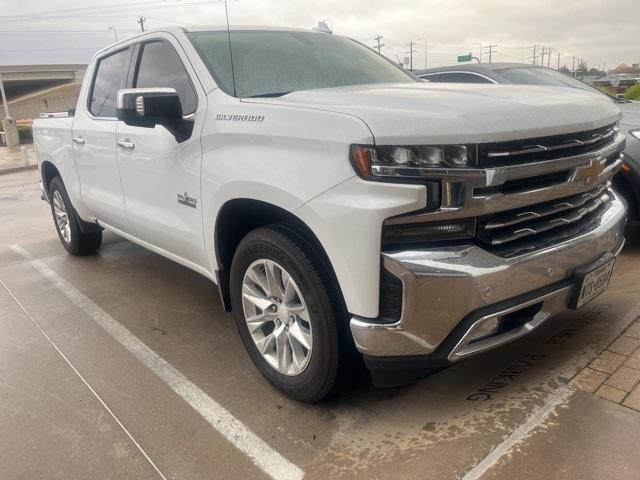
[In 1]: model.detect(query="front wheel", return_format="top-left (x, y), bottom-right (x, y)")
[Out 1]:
top-left (49, 176), bottom-right (102, 255)
top-left (230, 225), bottom-right (340, 402)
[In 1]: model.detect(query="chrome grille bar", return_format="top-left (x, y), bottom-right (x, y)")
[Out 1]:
top-left (482, 182), bottom-right (609, 229)
top-left (485, 125), bottom-right (617, 158)
top-left (478, 189), bottom-right (610, 246)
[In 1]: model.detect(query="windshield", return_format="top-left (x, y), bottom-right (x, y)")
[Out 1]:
top-left (188, 30), bottom-right (415, 97)
top-left (498, 67), bottom-right (597, 92)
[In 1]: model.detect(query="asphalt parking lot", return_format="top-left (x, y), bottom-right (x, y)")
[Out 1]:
top-left (2, 168), bottom-right (640, 480)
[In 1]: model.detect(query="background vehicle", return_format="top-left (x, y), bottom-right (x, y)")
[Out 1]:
top-left (614, 78), bottom-right (639, 94)
top-left (617, 103), bottom-right (640, 225)
top-left (33, 29), bottom-right (626, 402)
top-left (594, 79), bottom-right (614, 89)
top-left (417, 62), bottom-right (640, 228)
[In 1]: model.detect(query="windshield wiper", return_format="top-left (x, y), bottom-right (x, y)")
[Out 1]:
top-left (247, 91), bottom-right (293, 98)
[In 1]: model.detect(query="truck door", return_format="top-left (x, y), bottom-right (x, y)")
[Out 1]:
top-left (116, 37), bottom-right (208, 269)
top-left (73, 46), bottom-right (133, 232)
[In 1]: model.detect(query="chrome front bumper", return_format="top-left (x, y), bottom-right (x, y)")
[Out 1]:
top-left (350, 190), bottom-right (627, 360)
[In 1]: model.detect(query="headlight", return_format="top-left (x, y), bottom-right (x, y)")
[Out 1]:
top-left (630, 129), bottom-right (640, 141)
top-left (351, 144), bottom-right (476, 180)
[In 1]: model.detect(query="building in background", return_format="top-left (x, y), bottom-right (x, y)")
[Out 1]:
top-left (0, 64), bottom-right (85, 122)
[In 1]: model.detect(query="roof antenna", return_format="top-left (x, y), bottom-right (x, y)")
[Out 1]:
top-left (224, 0), bottom-right (237, 96)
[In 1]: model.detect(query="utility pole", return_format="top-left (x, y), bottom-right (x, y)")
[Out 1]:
top-left (571, 56), bottom-right (577, 76)
top-left (418, 37), bottom-right (427, 69)
top-left (407, 41), bottom-right (417, 70)
top-left (374, 34), bottom-right (384, 54)
top-left (484, 44), bottom-right (497, 63)
top-left (557, 51), bottom-right (561, 70)
top-left (137, 15), bottom-right (146, 32)
top-left (547, 47), bottom-right (552, 68)
top-left (540, 47), bottom-right (547, 67)
top-left (532, 45), bottom-right (538, 65)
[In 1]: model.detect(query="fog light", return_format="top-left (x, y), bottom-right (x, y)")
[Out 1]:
top-left (382, 218), bottom-right (476, 247)
top-left (468, 317), bottom-right (501, 343)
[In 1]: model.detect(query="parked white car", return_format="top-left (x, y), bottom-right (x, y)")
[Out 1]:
top-left (33, 26), bottom-right (627, 401)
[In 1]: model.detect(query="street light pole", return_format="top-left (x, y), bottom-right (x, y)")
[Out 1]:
top-left (0, 71), bottom-right (19, 147)
top-left (0, 73), bottom-right (9, 119)
top-left (418, 37), bottom-right (427, 69)
top-left (108, 26), bottom-right (118, 41)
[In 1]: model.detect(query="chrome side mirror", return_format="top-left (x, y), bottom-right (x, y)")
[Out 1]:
top-left (116, 88), bottom-right (182, 123)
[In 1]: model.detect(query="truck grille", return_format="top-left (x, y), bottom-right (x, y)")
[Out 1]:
top-left (476, 183), bottom-right (611, 258)
top-left (477, 124), bottom-right (618, 167)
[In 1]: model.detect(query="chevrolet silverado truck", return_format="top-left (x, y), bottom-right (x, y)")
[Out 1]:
top-left (33, 26), bottom-right (627, 402)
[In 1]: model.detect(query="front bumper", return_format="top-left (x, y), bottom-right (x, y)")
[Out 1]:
top-left (350, 190), bottom-right (627, 363)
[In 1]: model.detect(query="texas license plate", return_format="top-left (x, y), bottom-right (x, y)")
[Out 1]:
top-left (570, 254), bottom-right (616, 309)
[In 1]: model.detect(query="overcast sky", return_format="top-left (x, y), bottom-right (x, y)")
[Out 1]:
top-left (0, 0), bottom-right (637, 71)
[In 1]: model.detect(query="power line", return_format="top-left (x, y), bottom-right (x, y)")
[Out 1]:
top-left (0, 29), bottom-right (140, 34)
top-left (0, 0), bottom-right (228, 24)
top-left (0, 47), bottom-right (104, 52)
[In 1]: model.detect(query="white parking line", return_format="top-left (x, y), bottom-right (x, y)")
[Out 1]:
top-left (461, 301), bottom-right (640, 480)
top-left (9, 244), bottom-right (305, 480)
top-left (460, 385), bottom-right (572, 480)
top-left (0, 277), bottom-right (169, 480)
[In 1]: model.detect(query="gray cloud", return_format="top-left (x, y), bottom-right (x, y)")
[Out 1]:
top-left (0, 0), bottom-right (636, 71)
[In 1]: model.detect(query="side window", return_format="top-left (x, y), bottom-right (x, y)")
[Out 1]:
top-left (135, 41), bottom-right (197, 115)
top-left (437, 72), bottom-right (492, 84)
top-left (420, 74), bottom-right (436, 82)
top-left (89, 48), bottom-right (130, 117)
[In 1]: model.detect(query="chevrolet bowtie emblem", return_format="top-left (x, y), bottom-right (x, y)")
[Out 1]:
top-left (575, 158), bottom-right (604, 185)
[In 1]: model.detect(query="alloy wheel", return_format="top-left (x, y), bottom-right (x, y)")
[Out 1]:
top-left (241, 259), bottom-right (313, 376)
top-left (52, 190), bottom-right (71, 244)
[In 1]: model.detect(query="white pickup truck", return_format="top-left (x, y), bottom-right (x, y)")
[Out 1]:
top-left (34, 26), bottom-right (627, 401)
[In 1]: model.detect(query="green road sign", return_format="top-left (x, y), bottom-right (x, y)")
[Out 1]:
top-left (457, 53), bottom-right (473, 62)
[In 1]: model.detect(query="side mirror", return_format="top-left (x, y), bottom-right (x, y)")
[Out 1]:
top-left (116, 87), bottom-right (193, 142)
top-left (117, 87), bottom-right (183, 123)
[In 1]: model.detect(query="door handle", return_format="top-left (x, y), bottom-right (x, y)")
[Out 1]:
top-left (72, 137), bottom-right (85, 145)
top-left (117, 140), bottom-right (135, 150)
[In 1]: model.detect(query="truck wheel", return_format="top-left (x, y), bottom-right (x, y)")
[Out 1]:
top-left (49, 176), bottom-right (102, 255)
top-left (230, 225), bottom-right (339, 402)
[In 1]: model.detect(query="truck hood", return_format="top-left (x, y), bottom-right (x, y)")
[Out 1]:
top-left (245, 83), bottom-right (621, 144)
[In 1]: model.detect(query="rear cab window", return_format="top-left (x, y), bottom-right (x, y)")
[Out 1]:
top-left (88, 48), bottom-right (131, 118)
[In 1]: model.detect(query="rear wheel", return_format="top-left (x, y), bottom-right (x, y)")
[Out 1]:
top-left (49, 176), bottom-right (102, 255)
top-left (230, 225), bottom-right (340, 402)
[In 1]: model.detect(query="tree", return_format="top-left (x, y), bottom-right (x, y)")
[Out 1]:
top-left (577, 59), bottom-right (588, 74)
top-left (587, 67), bottom-right (605, 77)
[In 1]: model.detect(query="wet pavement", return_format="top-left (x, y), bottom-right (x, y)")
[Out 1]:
top-left (1, 169), bottom-right (640, 479)
top-left (0, 145), bottom-right (36, 175)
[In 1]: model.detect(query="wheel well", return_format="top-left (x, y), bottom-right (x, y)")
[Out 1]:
top-left (41, 161), bottom-right (60, 194)
top-left (613, 174), bottom-right (639, 220)
top-left (214, 199), bottom-right (345, 314)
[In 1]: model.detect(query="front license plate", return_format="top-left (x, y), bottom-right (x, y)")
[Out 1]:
top-left (570, 255), bottom-right (616, 309)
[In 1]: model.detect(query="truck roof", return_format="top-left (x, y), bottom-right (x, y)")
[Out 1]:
top-left (93, 25), bottom-right (320, 57)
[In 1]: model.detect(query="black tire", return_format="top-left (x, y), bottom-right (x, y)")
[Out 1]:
top-left (49, 176), bottom-right (102, 255)
top-left (230, 225), bottom-right (340, 402)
